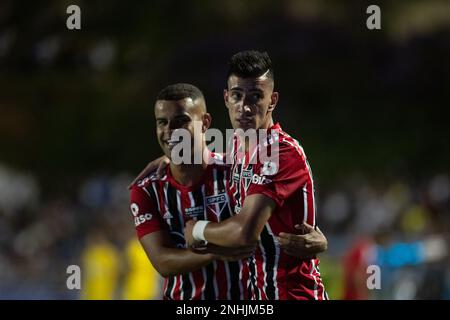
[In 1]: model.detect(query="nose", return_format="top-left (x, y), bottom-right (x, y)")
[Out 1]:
top-left (236, 100), bottom-right (252, 115)
top-left (161, 125), bottom-right (173, 141)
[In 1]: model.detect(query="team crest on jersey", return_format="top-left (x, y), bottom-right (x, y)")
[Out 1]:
top-left (206, 193), bottom-right (228, 218)
top-left (242, 169), bottom-right (253, 191)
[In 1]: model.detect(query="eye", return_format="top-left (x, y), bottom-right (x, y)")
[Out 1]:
top-left (249, 93), bottom-right (263, 102)
top-left (230, 91), bottom-right (243, 101)
top-left (157, 119), bottom-right (167, 126)
top-left (172, 116), bottom-right (191, 128)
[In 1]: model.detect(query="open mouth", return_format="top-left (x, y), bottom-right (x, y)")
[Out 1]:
top-left (166, 139), bottom-right (181, 149)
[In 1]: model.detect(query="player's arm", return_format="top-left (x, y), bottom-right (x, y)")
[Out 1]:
top-left (139, 231), bottom-right (211, 277)
top-left (140, 231), bottom-right (254, 277)
top-left (185, 193), bottom-right (275, 248)
top-left (131, 185), bottom-right (253, 277)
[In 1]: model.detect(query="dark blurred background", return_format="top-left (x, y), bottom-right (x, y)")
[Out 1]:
top-left (0, 0), bottom-right (449, 299)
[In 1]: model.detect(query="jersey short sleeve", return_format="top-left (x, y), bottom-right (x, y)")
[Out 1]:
top-left (129, 185), bottom-right (164, 238)
top-left (246, 143), bottom-right (311, 207)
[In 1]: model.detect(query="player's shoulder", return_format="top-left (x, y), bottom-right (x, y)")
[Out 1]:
top-left (132, 170), bottom-right (165, 190)
top-left (275, 129), bottom-right (307, 159)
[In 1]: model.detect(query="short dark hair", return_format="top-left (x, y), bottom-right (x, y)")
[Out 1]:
top-left (226, 50), bottom-right (274, 81)
top-left (156, 83), bottom-right (205, 102)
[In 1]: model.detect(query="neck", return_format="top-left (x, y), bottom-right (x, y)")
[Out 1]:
top-left (262, 116), bottom-right (275, 130)
top-left (243, 116), bottom-right (274, 151)
top-left (169, 148), bottom-right (209, 187)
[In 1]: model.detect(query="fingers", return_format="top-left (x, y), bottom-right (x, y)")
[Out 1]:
top-left (294, 222), bottom-right (315, 233)
top-left (127, 163), bottom-right (155, 189)
top-left (128, 156), bottom-right (170, 189)
top-left (277, 235), bottom-right (306, 250)
top-left (156, 157), bottom-right (170, 177)
top-left (315, 226), bottom-right (324, 236)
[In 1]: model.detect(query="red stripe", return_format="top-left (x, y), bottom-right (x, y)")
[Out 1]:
top-left (192, 270), bottom-right (204, 300)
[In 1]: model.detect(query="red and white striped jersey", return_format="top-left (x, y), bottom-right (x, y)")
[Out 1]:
top-left (229, 123), bottom-right (327, 300)
top-left (130, 164), bottom-right (249, 300)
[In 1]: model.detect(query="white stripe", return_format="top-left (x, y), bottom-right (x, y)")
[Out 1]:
top-left (170, 276), bottom-right (178, 300)
top-left (163, 183), bottom-right (171, 227)
top-left (212, 260), bottom-right (219, 299)
top-left (142, 186), bottom-right (151, 199)
top-left (187, 191), bottom-right (197, 221)
top-left (238, 260), bottom-right (244, 300)
top-left (179, 275), bottom-right (184, 300)
top-left (152, 183), bottom-right (161, 211)
top-left (202, 184), bottom-right (218, 298)
top-left (303, 184), bottom-right (308, 223)
top-left (176, 190), bottom-right (184, 237)
top-left (311, 180), bottom-right (316, 226)
top-left (213, 168), bottom-right (219, 194)
top-left (224, 262), bottom-right (231, 300)
top-left (202, 184), bottom-right (206, 218)
top-left (188, 191), bottom-right (195, 207)
top-left (258, 239), bottom-right (267, 298)
top-left (282, 139), bottom-right (303, 157)
top-left (310, 260), bottom-right (319, 300)
top-left (213, 168), bottom-right (220, 218)
top-left (265, 222), bottom-right (280, 300)
top-left (189, 273), bottom-right (196, 300)
top-left (201, 267), bottom-right (207, 300)
top-left (252, 255), bottom-right (258, 299)
top-left (188, 191), bottom-right (198, 298)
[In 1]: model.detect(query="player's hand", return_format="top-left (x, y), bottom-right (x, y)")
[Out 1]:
top-left (192, 244), bottom-right (255, 262)
top-left (277, 222), bottom-right (328, 258)
top-left (128, 155), bottom-right (170, 189)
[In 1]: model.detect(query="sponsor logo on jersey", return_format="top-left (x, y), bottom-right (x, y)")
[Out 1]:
top-left (134, 213), bottom-right (152, 226)
top-left (252, 174), bottom-right (272, 185)
top-left (185, 205), bottom-right (204, 218)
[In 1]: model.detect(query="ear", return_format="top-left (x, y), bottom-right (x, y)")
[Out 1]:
top-left (202, 113), bottom-right (212, 132)
top-left (223, 89), bottom-right (230, 109)
top-left (268, 91), bottom-right (279, 112)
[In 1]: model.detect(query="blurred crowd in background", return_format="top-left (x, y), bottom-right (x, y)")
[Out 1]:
top-left (0, 0), bottom-right (449, 299)
top-left (0, 166), bottom-right (448, 299)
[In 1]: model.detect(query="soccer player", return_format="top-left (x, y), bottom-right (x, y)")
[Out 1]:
top-left (130, 83), bottom-right (254, 299)
top-left (184, 50), bottom-right (328, 300)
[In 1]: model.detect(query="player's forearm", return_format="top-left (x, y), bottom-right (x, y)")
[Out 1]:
top-left (204, 219), bottom-right (258, 247)
top-left (153, 247), bottom-right (215, 277)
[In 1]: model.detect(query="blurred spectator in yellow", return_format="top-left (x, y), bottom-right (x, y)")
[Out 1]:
top-left (81, 230), bottom-right (120, 300)
top-left (121, 237), bottom-right (161, 300)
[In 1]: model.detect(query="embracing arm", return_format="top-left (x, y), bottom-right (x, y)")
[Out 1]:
top-left (140, 231), bottom-right (255, 277)
top-left (185, 194), bottom-right (275, 248)
top-left (139, 230), bottom-right (214, 277)
top-left (278, 222), bottom-right (328, 258)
